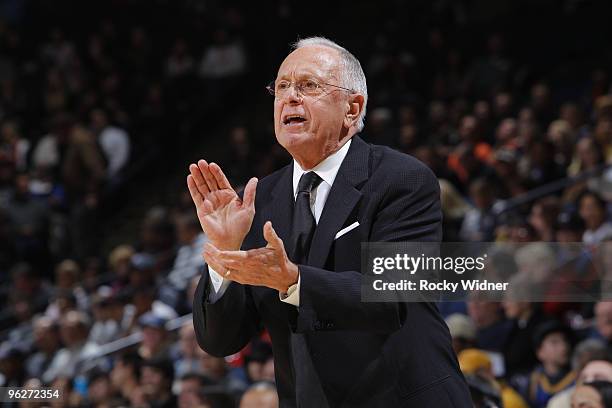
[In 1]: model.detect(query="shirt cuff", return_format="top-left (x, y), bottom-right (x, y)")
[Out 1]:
top-left (280, 274), bottom-right (300, 307)
top-left (208, 266), bottom-right (231, 303)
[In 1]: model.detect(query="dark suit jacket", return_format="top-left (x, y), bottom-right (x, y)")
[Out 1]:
top-left (193, 136), bottom-right (472, 407)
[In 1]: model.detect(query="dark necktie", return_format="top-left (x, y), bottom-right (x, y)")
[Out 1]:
top-left (290, 171), bottom-right (323, 263)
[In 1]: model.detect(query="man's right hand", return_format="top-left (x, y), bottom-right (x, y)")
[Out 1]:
top-left (187, 160), bottom-right (257, 252)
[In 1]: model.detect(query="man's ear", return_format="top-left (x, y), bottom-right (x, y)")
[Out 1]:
top-left (344, 94), bottom-right (365, 128)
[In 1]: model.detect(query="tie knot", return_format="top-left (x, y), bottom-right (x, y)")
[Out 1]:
top-left (297, 171), bottom-right (322, 194)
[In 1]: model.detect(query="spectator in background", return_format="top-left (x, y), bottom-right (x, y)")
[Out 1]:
top-left (62, 124), bottom-right (107, 260)
top-left (62, 124), bottom-right (106, 199)
top-left (41, 28), bottom-right (76, 72)
top-left (177, 373), bottom-right (214, 408)
top-left (494, 118), bottom-right (519, 150)
top-left (593, 302), bottom-right (612, 345)
top-left (445, 313), bottom-right (477, 355)
top-left (514, 242), bottom-right (557, 286)
top-left (491, 147), bottom-right (525, 198)
top-left (549, 344), bottom-right (612, 408)
top-left (447, 115), bottom-right (492, 185)
top-left (5, 295), bottom-right (35, 350)
top-left (25, 316), bottom-right (61, 379)
top-left (467, 297), bottom-right (512, 352)
top-left (460, 177), bottom-right (498, 241)
top-left (0, 343), bottom-right (26, 387)
top-left (196, 346), bottom-right (248, 398)
top-left (3, 172), bottom-right (50, 264)
top-left (88, 286), bottom-right (126, 345)
top-left (546, 120), bottom-right (575, 169)
top-left (199, 29), bottom-right (246, 80)
top-left (31, 113), bottom-right (72, 177)
top-left (137, 206), bottom-right (176, 273)
top-left (502, 281), bottom-right (547, 376)
top-left (565, 137), bottom-right (608, 202)
top-left (42, 311), bottom-right (99, 383)
top-left (124, 285), bottom-right (177, 334)
top-left (198, 29), bottom-right (247, 114)
top-left (0, 120), bottom-right (29, 172)
top-left (245, 341), bottom-right (274, 384)
top-left (137, 312), bottom-right (171, 360)
top-left (240, 382), bottom-right (279, 408)
top-left (19, 378), bottom-right (48, 408)
top-left (85, 369), bottom-right (114, 407)
top-left (107, 244), bottom-right (135, 294)
top-left (110, 353), bottom-right (142, 405)
top-left (90, 108), bottom-right (130, 182)
top-left (166, 213), bottom-right (206, 293)
top-left (225, 126), bottom-right (253, 186)
top-left (172, 324), bottom-right (200, 379)
top-left (519, 139), bottom-right (565, 189)
top-left (52, 259), bottom-right (88, 310)
top-left (165, 39), bottom-right (195, 79)
top-left (544, 212), bottom-right (597, 317)
top-left (8, 263), bottom-right (51, 314)
top-left (556, 211), bottom-right (586, 243)
top-left (127, 253), bottom-right (157, 289)
top-left (571, 380), bottom-right (612, 408)
top-left (578, 191), bottom-right (612, 247)
top-left (458, 348), bottom-right (528, 408)
top-left (528, 196), bottom-right (560, 242)
top-left (140, 357), bottom-right (177, 408)
top-left (439, 179), bottom-right (471, 241)
top-left (49, 376), bottom-right (80, 408)
top-left (522, 321), bottom-right (576, 408)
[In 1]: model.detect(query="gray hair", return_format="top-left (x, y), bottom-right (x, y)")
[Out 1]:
top-left (292, 37), bottom-right (368, 131)
top-left (571, 338), bottom-right (609, 370)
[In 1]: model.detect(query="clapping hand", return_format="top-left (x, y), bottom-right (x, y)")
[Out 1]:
top-left (187, 160), bottom-right (257, 252)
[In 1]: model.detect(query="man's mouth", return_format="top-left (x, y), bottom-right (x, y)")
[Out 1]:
top-left (283, 114), bottom-right (307, 125)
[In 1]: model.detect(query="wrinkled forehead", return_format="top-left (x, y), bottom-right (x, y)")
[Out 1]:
top-left (276, 46), bottom-right (341, 81)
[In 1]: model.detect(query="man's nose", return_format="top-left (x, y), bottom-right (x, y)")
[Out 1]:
top-left (283, 83), bottom-right (303, 104)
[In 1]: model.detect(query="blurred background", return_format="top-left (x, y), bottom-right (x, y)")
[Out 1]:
top-left (2, 0), bottom-right (612, 407)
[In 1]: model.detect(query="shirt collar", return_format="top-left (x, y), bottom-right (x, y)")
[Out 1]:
top-left (292, 138), bottom-right (352, 196)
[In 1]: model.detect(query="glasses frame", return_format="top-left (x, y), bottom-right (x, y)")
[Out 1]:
top-left (266, 79), bottom-right (354, 98)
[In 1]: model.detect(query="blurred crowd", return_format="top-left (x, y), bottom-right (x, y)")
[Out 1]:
top-left (2, 0), bottom-right (612, 407)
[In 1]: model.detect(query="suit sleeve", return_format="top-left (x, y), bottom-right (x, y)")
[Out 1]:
top-left (192, 188), bottom-right (264, 357)
top-left (295, 164), bottom-right (442, 334)
top-left (192, 265), bottom-right (262, 357)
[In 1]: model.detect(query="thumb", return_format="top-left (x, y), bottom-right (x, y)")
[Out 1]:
top-left (263, 221), bottom-right (284, 251)
top-left (242, 177), bottom-right (258, 209)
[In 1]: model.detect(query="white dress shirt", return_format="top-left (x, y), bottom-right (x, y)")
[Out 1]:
top-left (208, 139), bottom-right (352, 306)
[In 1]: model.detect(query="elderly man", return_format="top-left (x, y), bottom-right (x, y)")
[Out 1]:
top-left (190, 37), bottom-right (470, 407)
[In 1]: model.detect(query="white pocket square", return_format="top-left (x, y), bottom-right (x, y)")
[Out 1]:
top-left (335, 221), bottom-right (360, 239)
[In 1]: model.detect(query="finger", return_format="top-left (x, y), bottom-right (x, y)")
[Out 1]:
top-left (222, 265), bottom-right (261, 286)
top-left (198, 160), bottom-right (219, 191)
top-left (204, 242), bottom-right (222, 257)
top-left (215, 249), bottom-right (248, 261)
top-left (203, 253), bottom-right (228, 274)
top-left (264, 221), bottom-right (285, 252)
top-left (203, 247), bottom-right (232, 272)
top-left (209, 162), bottom-right (233, 190)
top-left (217, 250), bottom-right (275, 271)
top-left (186, 175), bottom-right (204, 207)
top-left (242, 177), bottom-right (258, 208)
top-left (215, 246), bottom-right (272, 259)
top-left (189, 163), bottom-right (210, 195)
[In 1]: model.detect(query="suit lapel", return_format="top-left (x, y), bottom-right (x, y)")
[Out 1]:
top-left (260, 164), bottom-right (294, 252)
top-left (307, 136), bottom-right (370, 268)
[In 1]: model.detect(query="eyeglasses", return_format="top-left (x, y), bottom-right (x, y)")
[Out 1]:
top-left (266, 79), bottom-right (354, 98)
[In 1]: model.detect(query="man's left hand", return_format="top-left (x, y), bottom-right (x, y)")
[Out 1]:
top-left (203, 221), bottom-right (299, 293)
